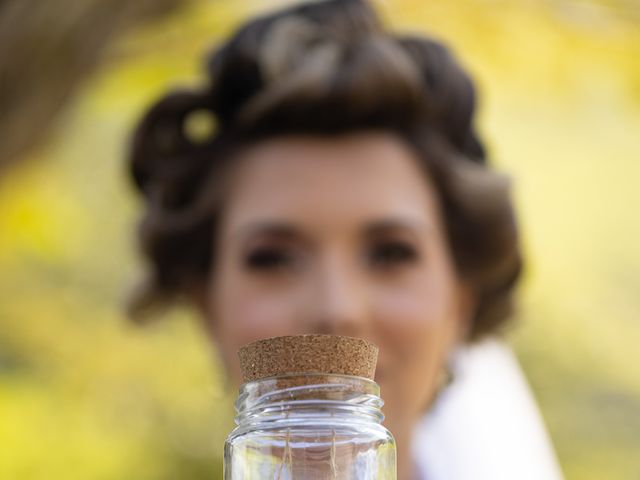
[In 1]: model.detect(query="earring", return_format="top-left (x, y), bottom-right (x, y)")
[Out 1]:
top-left (422, 362), bottom-right (456, 413)
top-left (436, 363), bottom-right (455, 394)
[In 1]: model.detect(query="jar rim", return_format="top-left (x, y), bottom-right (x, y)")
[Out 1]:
top-left (235, 372), bottom-right (384, 424)
top-left (239, 372), bottom-right (379, 389)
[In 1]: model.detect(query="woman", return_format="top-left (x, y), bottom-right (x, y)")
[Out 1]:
top-left (128, 0), bottom-right (562, 478)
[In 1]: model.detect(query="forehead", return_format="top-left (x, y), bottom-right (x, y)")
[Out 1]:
top-left (221, 132), bottom-right (442, 230)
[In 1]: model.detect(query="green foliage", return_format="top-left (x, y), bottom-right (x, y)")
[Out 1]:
top-left (0, 0), bottom-right (638, 478)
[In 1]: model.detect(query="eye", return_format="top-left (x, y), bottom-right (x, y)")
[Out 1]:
top-left (244, 247), bottom-right (295, 272)
top-left (369, 241), bottom-right (419, 268)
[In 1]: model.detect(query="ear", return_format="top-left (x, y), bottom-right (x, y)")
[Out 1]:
top-left (189, 282), bottom-right (241, 389)
top-left (455, 279), bottom-right (476, 342)
top-left (188, 283), bottom-right (239, 392)
top-left (189, 282), bottom-right (219, 338)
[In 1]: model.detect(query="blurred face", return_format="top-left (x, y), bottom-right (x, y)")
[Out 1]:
top-left (202, 132), bottom-right (471, 452)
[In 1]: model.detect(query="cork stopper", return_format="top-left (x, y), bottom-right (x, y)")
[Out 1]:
top-left (238, 334), bottom-right (378, 383)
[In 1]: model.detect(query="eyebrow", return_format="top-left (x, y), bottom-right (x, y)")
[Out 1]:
top-left (233, 222), bottom-right (303, 243)
top-left (363, 218), bottom-right (432, 237)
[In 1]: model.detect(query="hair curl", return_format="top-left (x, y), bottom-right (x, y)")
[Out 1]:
top-left (128, 0), bottom-right (522, 341)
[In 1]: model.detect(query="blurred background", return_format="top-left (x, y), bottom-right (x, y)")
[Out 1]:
top-left (0, 0), bottom-right (638, 478)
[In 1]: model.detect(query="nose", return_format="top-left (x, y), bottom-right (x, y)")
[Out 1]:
top-left (306, 252), bottom-right (369, 337)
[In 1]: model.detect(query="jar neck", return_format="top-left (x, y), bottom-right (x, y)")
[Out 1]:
top-left (235, 373), bottom-right (385, 427)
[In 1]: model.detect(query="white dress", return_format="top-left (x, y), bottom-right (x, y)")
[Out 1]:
top-left (412, 339), bottom-right (565, 480)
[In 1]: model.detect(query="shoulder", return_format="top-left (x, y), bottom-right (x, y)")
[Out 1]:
top-left (412, 339), bottom-right (564, 480)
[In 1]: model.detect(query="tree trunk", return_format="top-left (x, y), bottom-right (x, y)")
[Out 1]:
top-left (0, 0), bottom-right (189, 171)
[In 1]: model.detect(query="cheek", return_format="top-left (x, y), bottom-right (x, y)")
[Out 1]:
top-left (375, 287), bottom-right (446, 326)
top-left (373, 268), bottom-right (454, 333)
top-left (212, 276), bottom-right (302, 348)
top-left (371, 271), bottom-right (460, 403)
top-left (374, 285), bottom-right (452, 369)
top-left (209, 277), bottom-right (303, 386)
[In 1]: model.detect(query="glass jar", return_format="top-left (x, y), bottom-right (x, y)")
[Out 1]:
top-left (224, 373), bottom-right (396, 479)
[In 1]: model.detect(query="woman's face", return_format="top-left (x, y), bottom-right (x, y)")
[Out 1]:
top-left (203, 132), bottom-right (471, 445)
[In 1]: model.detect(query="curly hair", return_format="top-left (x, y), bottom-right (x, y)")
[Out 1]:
top-left (128, 0), bottom-right (522, 341)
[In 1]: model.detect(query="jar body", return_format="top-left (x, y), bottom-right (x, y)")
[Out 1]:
top-left (224, 374), bottom-right (396, 479)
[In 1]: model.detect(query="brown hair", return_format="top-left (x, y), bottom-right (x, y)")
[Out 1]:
top-left (128, 0), bottom-right (522, 341)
